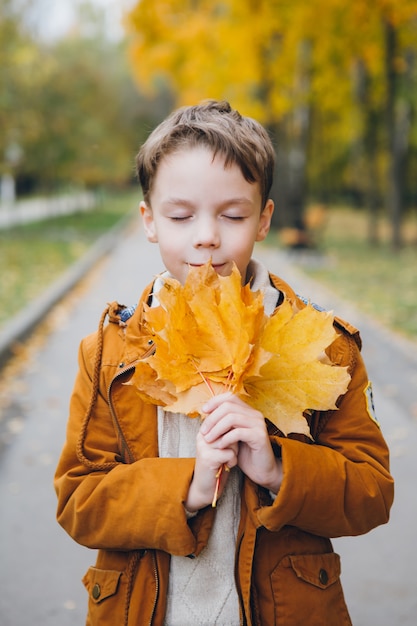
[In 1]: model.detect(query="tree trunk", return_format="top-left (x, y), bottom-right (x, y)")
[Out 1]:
top-left (270, 41), bottom-right (312, 247)
top-left (353, 58), bottom-right (381, 245)
top-left (384, 18), bottom-right (403, 250)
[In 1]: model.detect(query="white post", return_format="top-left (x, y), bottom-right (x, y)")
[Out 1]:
top-left (0, 173), bottom-right (16, 206)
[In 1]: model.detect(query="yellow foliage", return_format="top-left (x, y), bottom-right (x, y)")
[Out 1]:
top-left (130, 263), bottom-right (268, 401)
top-left (244, 300), bottom-right (350, 438)
top-left (128, 262), bottom-right (350, 438)
top-left (125, 0), bottom-right (417, 132)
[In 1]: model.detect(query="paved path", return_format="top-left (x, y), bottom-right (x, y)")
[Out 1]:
top-left (0, 218), bottom-right (416, 625)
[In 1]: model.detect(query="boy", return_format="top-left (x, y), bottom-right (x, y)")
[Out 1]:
top-left (55, 100), bottom-right (394, 626)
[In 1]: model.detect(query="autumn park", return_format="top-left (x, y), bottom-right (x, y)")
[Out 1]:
top-left (1, 0), bottom-right (417, 341)
top-left (0, 1), bottom-right (417, 625)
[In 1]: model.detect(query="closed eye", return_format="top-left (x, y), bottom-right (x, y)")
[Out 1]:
top-left (170, 215), bottom-right (191, 221)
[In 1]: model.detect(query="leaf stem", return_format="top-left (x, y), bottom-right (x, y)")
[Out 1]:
top-left (212, 467), bottom-right (222, 507)
top-left (192, 363), bottom-right (234, 507)
top-left (192, 359), bottom-right (215, 397)
top-left (212, 464), bottom-right (230, 507)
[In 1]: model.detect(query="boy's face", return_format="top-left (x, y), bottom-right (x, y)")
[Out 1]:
top-left (140, 146), bottom-right (274, 285)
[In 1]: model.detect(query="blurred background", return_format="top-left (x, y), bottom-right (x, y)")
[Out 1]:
top-left (1, 5), bottom-right (416, 625)
top-left (1, 0), bottom-right (416, 339)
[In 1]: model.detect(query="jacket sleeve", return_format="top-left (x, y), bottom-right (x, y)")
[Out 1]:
top-left (257, 331), bottom-right (394, 538)
top-left (54, 333), bottom-right (213, 556)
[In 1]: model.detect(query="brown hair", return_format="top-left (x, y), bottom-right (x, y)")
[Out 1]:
top-left (136, 99), bottom-right (275, 208)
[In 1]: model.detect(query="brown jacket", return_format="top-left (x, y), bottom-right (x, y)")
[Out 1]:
top-left (54, 274), bottom-right (394, 626)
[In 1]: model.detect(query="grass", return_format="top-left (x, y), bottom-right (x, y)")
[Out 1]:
top-left (0, 189), bottom-right (139, 329)
top-left (273, 206), bottom-right (417, 341)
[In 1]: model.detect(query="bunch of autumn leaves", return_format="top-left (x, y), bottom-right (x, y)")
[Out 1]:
top-left (129, 262), bottom-right (351, 440)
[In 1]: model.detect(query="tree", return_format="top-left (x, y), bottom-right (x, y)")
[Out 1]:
top-left (0, 0), bottom-right (160, 194)
top-left (326, 0), bottom-right (416, 248)
top-left (126, 0), bottom-right (417, 244)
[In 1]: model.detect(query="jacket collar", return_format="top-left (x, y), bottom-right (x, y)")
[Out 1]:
top-left (123, 281), bottom-right (155, 364)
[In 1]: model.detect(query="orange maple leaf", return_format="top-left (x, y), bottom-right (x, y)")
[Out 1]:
top-left (128, 262), bottom-right (351, 439)
top-left (129, 262), bottom-right (268, 410)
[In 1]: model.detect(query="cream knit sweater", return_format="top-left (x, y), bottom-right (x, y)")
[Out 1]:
top-left (154, 260), bottom-right (279, 626)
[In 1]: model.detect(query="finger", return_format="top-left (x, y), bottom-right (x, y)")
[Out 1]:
top-left (202, 406), bottom-right (264, 442)
top-left (196, 433), bottom-right (238, 467)
top-left (201, 398), bottom-right (247, 434)
top-left (218, 427), bottom-right (265, 450)
top-left (201, 391), bottom-right (234, 414)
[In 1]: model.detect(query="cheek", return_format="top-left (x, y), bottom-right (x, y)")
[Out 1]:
top-left (159, 232), bottom-right (182, 250)
top-left (157, 237), bottom-right (183, 265)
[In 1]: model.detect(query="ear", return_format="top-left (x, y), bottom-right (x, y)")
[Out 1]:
top-left (140, 201), bottom-right (158, 243)
top-left (256, 199), bottom-right (274, 242)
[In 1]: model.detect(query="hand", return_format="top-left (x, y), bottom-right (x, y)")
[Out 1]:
top-left (185, 411), bottom-right (239, 511)
top-left (200, 392), bottom-right (282, 494)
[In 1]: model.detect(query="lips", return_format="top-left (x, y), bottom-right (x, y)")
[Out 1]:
top-left (189, 262), bottom-right (226, 270)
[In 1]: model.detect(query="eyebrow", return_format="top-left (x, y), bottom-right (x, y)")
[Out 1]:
top-left (162, 196), bottom-right (253, 209)
top-left (162, 198), bottom-right (195, 209)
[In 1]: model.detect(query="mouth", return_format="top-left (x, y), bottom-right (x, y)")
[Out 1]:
top-left (188, 262), bottom-right (227, 271)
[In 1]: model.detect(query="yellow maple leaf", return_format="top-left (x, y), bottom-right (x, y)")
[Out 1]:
top-left (129, 262), bottom-right (267, 409)
top-left (129, 262), bottom-right (351, 439)
top-left (242, 300), bottom-right (351, 437)
top-left (141, 286), bottom-right (204, 391)
top-left (131, 360), bottom-right (178, 406)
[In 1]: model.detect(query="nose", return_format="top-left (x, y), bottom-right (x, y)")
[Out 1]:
top-left (192, 217), bottom-right (220, 248)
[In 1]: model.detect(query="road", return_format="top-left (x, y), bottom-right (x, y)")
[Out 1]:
top-left (0, 216), bottom-right (416, 625)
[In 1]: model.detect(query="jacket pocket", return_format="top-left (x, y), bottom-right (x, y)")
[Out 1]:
top-left (83, 566), bottom-right (127, 625)
top-left (271, 552), bottom-right (352, 625)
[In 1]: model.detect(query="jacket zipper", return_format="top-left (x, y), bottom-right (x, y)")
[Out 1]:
top-left (235, 532), bottom-right (245, 626)
top-left (108, 365), bottom-right (136, 464)
top-left (107, 343), bottom-right (156, 464)
top-left (148, 551), bottom-right (159, 626)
